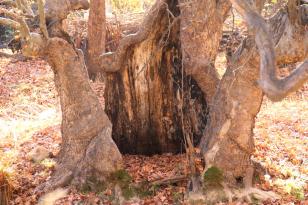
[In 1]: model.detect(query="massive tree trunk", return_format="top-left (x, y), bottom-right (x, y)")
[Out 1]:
top-left (1, 0), bottom-right (123, 191)
top-left (199, 5), bottom-right (307, 202)
top-left (177, 0), bottom-right (231, 192)
top-left (86, 0), bottom-right (106, 77)
top-left (102, 0), bottom-right (208, 155)
top-left (42, 38), bottom-right (122, 190)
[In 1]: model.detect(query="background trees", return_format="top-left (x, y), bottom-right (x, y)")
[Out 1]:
top-left (86, 0), bottom-right (106, 77)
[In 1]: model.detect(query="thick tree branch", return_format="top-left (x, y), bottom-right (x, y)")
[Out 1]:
top-left (44, 0), bottom-right (89, 22)
top-left (229, 0), bottom-right (308, 101)
top-left (99, 0), bottom-right (167, 72)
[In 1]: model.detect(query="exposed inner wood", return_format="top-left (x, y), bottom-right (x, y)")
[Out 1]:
top-left (104, 0), bottom-right (208, 155)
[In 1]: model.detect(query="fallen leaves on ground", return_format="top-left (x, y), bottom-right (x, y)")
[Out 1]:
top-left (0, 51), bottom-right (307, 205)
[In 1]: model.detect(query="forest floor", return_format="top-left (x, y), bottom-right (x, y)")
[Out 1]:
top-left (0, 50), bottom-right (307, 205)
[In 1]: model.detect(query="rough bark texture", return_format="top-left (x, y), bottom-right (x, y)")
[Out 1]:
top-left (44, 0), bottom-right (89, 39)
top-left (201, 38), bottom-right (263, 187)
top-left (230, 0), bottom-right (308, 101)
top-left (200, 7), bottom-right (307, 191)
top-left (42, 38), bottom-right (122, 190)
top-left (103, 0), bottom-right (208, 155)
top-left (1, 0), bottom-right (123, 191)
top-left (45, 0), bottom-right (89, 22)
top-left (179, 0), bottom-right (231, 103)
top-left (86, 0), bottom-right (106, 77)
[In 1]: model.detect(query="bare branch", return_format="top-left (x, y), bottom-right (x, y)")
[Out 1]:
top-left (99, 0), bottom-right (167, 72)
top-left (0, 7), bottom-right (30, 39)
top-left (0, 0), bottom-right (17, 7)
top-left (0, 16), bottom-right (19, 29)
top-left (44, 0), bottom-right (89, 22)
top-left (0, 7), bottom-right (19, 19)
top-left (37, 0), bottom-right (48, 39)
top-left (229, 0), bottom-right (308, 101)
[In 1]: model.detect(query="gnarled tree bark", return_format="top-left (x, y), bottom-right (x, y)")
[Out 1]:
top-left (230, 0), bottom-right (308, 101)
top-left (199, 5), bottom-right (307, 203)
top-left (0, 0), bottom-right (123, 192)
top-left (179, 0), bottom-right (231, 103)
top-left (43, 38), bottom-right (122, 190)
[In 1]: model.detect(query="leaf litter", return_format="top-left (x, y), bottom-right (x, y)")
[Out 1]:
top-left (0, 51), bottom-right (307, 204)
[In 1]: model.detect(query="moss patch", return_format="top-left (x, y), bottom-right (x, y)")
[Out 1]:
top-left (109, 170), bottom-right (154, 200)
top-left (78, 170), bottom-right (155, 201)
top-left (203, 166), bottom-right (223, 188)
top-left (80, 175), bottom-right (107, 194)
top-left (110, 169), bottom-right (132, 185)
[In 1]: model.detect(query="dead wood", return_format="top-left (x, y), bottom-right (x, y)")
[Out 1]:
top-left (150, 175), bottom-right (187, 186)
top-left (99, 0), bottom-right (168, 72)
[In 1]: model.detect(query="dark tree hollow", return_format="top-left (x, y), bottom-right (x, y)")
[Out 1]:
top-left (104, 0), bottom-right (208, 155)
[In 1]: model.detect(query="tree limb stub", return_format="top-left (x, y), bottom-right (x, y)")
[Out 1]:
top-left (99, 0), bottom-right (167, 72)
top-left (230, 0), bottom-right (308, 101)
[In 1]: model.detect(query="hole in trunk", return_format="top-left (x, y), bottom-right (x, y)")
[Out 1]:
top-left (235, 176), bottom-right (244, 186)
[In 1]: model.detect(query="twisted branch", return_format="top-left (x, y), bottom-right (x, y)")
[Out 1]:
top-left (99, 0), bottom-right (167, 72)
top-left (229, 0), bottom-right (308, 101)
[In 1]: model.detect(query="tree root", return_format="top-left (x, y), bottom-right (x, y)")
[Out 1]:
top-left (36, 127), bottom-right (122, 193)
top-left (187, 186), bottom-right (280, 204)
top-left (233, 187), bottom-right (280, 203)
top-left (35, 168), bottom-right (73, 193)
top-left (38, 188), bottom-right (68, 205)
